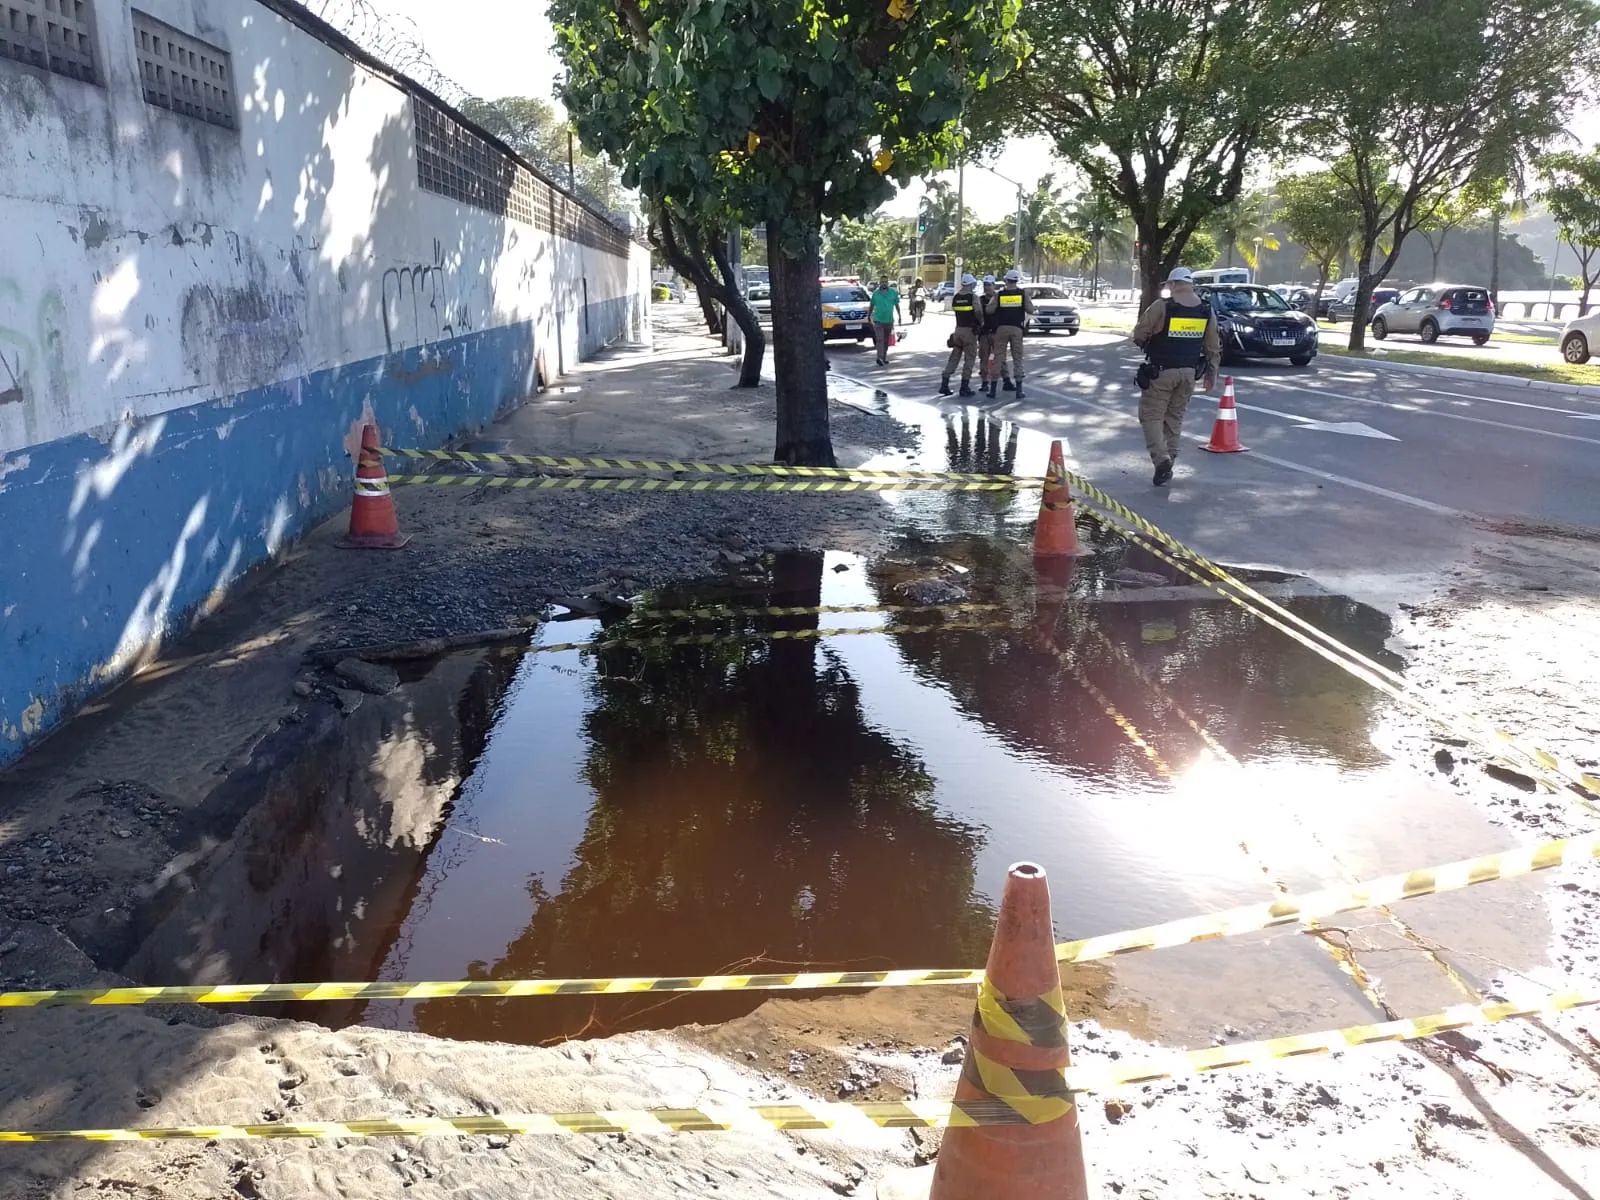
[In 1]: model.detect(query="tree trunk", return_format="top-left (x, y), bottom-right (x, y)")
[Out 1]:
top-left (1346, 253), bottom-right (1379, 353)
top-left (769, 221), bottom-right (836, 466)
top-left (709, 236), bottom-right (765, 388)
top-left (1091, 235), bottom-right (1100, 302)
top-left (697, 292), bottom-right (723, 337)
top-left (1489, 211), bottom-right (1502, 311)
top-left (1135, 218), bottom-right (1181, 310)
top-left (1429, 237), bottom-right (1443, 282)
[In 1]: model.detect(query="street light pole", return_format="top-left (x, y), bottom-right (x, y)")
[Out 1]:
top-left (956, 155), bottom-right (966, 276)
top-left (1253, 236), bottom-right (1264, 283)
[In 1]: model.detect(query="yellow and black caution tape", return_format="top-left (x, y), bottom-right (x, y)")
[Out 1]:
top-left (386, 474), bottom-right (1018, 494)
top-left (1056, 467), bottom-right (1599, 801)
top-left (964, 1050), bottom-right (1073, 1124)
top-left (623, 602), bottom-right (1008, 622)
top-left (378, 446), bottom-right (1042, 485)
top-left (6, 982), bottom-right (1599, 1142)
top-left (5, 830), bottom-right (1595, 1010)
top-left (528, 620), bottom-right (1019, 657)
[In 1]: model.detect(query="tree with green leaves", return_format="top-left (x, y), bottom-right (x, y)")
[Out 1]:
top-left (1064, 188), bottom-right (1130, 299)
top-left (971, 0), bottom-right (1345, 306)
top-left (1277, 168), bottom-right (1361, 316)
top-left (1038, 231), bottom-right (1092, 276)
top-left (1178, 231), bottom-right (1219, 271)
top-left (1414, 179), bottom-right (1497, 282)
top-left (1538, 149), bottom-right (1600, 312)
top-left (1206, 190), bottom-right (1281, 273)
top-left (1004, 174), bottom-right (1065, 278)
top-left (553, 0), bottom-right (1026, 465)
top-left (917, 179), bottom-right (971, 252)
top-left (1308, 0), bottom-right (1600, 349)
top-left (822, 215), bottom-right (910, 279)
top-left (458, 95), bottom-right (632, 213)
top-left (957, 222), bottom-right (1016, 278)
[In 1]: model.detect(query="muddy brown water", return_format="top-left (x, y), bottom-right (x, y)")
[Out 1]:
top-left (123, 394), bottom-right (1552, 1051)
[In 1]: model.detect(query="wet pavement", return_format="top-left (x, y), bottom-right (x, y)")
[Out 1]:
top-left (120, 387), bottom-right (1554, 1053)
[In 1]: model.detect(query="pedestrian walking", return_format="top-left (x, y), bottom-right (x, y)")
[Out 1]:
top-left (1131, 266), bottom-right (1220, 486)
top-left (870, 277), bottom-right (902, 366)
top-left (977, 274), bottom-right (1000, 394)
top-left (939, 273), bottom-right (981, 397)
top-left (986, 268), bottom-right (1034, 398)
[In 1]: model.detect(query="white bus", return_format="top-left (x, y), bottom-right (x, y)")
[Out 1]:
top-left (1188, 267), bottom-right (1252, 286)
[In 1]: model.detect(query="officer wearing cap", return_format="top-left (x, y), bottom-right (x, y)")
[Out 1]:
top-left (984, 268), bottom-right (1035, 399)
top-left (1132, 266), bottom-right (1221, 486)
top-left (939, 273), bottom-right (981, 397)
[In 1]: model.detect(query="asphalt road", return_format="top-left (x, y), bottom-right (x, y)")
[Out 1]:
top-left (824, 312), bottom-right (1600, 606)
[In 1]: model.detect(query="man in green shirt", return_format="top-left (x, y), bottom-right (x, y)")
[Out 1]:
top-left (869, 277), bottom-right (902, 366)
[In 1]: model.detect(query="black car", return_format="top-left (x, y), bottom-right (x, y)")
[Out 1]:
top-left (1327, 287), bottom-right (1400, 324)
top-left (1197, 284), bottom-right (1319, 367)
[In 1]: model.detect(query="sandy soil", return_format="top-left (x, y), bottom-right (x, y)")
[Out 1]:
top-left (5, 309), bottom-right (1600, 1198)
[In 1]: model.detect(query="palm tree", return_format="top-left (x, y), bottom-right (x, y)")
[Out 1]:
top-left (1207, 189), bottom-right (1281, 272)
top-left (1065, 188), bottom-right (1132, 299)
top-left (917, 180), bottom-right (969, 253)
top-left (1004, 174), bottom-right (1066, 278)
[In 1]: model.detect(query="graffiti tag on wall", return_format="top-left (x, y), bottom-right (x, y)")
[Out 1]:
top-left (380, 239), bottom-right (475, 354)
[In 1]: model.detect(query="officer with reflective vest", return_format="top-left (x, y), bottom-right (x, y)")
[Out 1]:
top-left (977, 274), bottom-right (1000, 394)
top-left (983, 268), bottom-right (1034, 399)
top-left (939, 273), bottom-right (981, 397)
top-left (1131, 266), bottom-right (1221, 486)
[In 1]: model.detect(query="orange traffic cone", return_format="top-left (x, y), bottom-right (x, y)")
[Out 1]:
top-left (929, 862), bottom-right (1090, 1199)
top-left (340, 423), bottom-right (411, 549)
top-left (1033, 441), bottom-right (1092, 559)
top-left (1198, 376), bottom-right (1249, 453)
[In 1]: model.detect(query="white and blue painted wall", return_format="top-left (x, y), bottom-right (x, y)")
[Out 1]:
top-left (0, 0), bottom-right (650, 764)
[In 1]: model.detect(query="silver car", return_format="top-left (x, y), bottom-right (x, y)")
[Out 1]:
top-left (1371, 284), bottom-right (1496, 345)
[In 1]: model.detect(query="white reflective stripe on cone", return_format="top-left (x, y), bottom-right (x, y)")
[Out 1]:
top-left (1215, 410), bottom-right (1237, 420)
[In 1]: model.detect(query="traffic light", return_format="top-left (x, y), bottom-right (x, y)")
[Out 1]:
top-left (918, 221), bottom-right (926, 233)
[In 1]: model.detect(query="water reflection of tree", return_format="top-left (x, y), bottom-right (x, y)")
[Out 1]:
top-left (874, 537), bottom-right (1405, 773)
top-left (414, 552), bottom-right (994, 1044)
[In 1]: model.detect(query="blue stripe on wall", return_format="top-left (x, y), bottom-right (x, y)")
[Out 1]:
top-left (0, 319), bottom-right (541, 765)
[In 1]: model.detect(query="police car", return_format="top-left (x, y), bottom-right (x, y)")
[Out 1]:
top-left (1021, 284), bottom-right (1080, 335)
top-left (819, 283), bottom-right (873, 341)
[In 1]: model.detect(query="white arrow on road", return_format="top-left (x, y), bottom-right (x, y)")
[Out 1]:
top-left (1234, 402), bottom-right (1399, 440)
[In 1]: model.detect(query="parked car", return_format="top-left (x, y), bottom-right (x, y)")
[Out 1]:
top-left (746, 279), bottom-right (771, 316)
top-left (932, 281), bottom-right (956, 302)
top-left (1021, 284), bottom-right (1080, 335)
top-left (1560, 309), bottom-right (1600, 363)
top-left (1196, 284), bottom-right (1319, 367)
top-left (1371, 285), bottom-right (1495, 344)
top-left (1327, 287), bottom-right (1400, 324)
top-left (819, 283), bottom-right (873, 341)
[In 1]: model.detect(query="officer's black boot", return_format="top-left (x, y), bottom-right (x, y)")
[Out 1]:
top-left (1002, 376), bottom-right (1016, 392)
top-left (958, 379), bottom-right (976, 397)
top-left (1014, 379), bottom-right (1026, 400)
top-left (938, 376), bottom-right (953, 396)
top-left (987, 380), bottom-right (999, 399)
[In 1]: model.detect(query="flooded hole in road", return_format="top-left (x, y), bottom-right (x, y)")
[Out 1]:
top-left (121, 498), bottom-right (1552, 1052)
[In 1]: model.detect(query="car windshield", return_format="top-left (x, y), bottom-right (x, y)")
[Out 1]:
top-left (1026, 286), bottom-right (1067, 300)
top-left (1207, 287), bottom-right (1290, 312)
top-left (821, 287), bottom-right (869, 304)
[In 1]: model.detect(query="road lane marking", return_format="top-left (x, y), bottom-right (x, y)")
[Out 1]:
top-left (1252, 380), bottom-right (1600, 448)
top-left (999, 379), bottom-right (1459, 516)
top-left (1232, 402), bottom-right (1398, 440)
top-left (1411, 387), bottom-right (1600, 420)
top-left (1244, 451), bottom-right (1465, 517)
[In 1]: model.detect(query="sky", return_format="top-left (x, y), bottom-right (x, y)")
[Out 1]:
top-left (367, 0), bottom-right (1600, 230)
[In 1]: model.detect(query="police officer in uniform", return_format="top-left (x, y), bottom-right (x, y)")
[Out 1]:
top-left (977, 274), bottom-right (1000, 395)
top-left (939, 273), bottom-right (981, 396)
top-left (1131, 266), bottom-right (1221, 486)
top-left (986, 268), bottom-right (1034, 398)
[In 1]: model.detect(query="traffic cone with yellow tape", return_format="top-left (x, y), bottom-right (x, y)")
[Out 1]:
top-left (340, 423), bottom-right (411, 549)
top-left (1033, 440), bottom-right (1093, 559)
top-left (1198, 375), bottom-right (1248, 453)
top-left (927, 861), bottom-right (1090, 1199)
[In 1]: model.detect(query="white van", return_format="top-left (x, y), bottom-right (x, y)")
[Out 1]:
top-left (1189, 267), bottom-right (1252, 286)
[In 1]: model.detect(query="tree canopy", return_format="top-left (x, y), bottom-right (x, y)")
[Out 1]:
top-left (973, 0), bottom-right (1344, 304)
top-left (1538, 148), bottom-right (1600, 308)
top-left (552, 0), bottom-right (1025, 463)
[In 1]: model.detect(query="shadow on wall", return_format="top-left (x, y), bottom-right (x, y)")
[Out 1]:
top-left (0, 3), bottom-right (642, 768)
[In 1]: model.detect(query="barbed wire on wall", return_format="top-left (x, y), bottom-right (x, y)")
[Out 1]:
top-left (305, 0), bottom-right (642, 235)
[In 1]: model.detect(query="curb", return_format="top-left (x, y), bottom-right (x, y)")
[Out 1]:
top-left (1327, 352), bottom-right (1600, 398)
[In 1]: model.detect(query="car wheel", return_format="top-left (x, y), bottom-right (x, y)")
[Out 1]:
top-left (1471, 332), bottom-right (1490, 346)
top-left (1562, 332), bottom-right (1591, 364)
top-left (1419, 319), bottom-right (1439, 344)
top-left (1371, 317), bottom-right (1388, 340)
top-left (1066, 328), bottom-right (1078, 337)
top-left (1290, 355), bottom-right (1313, 367)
